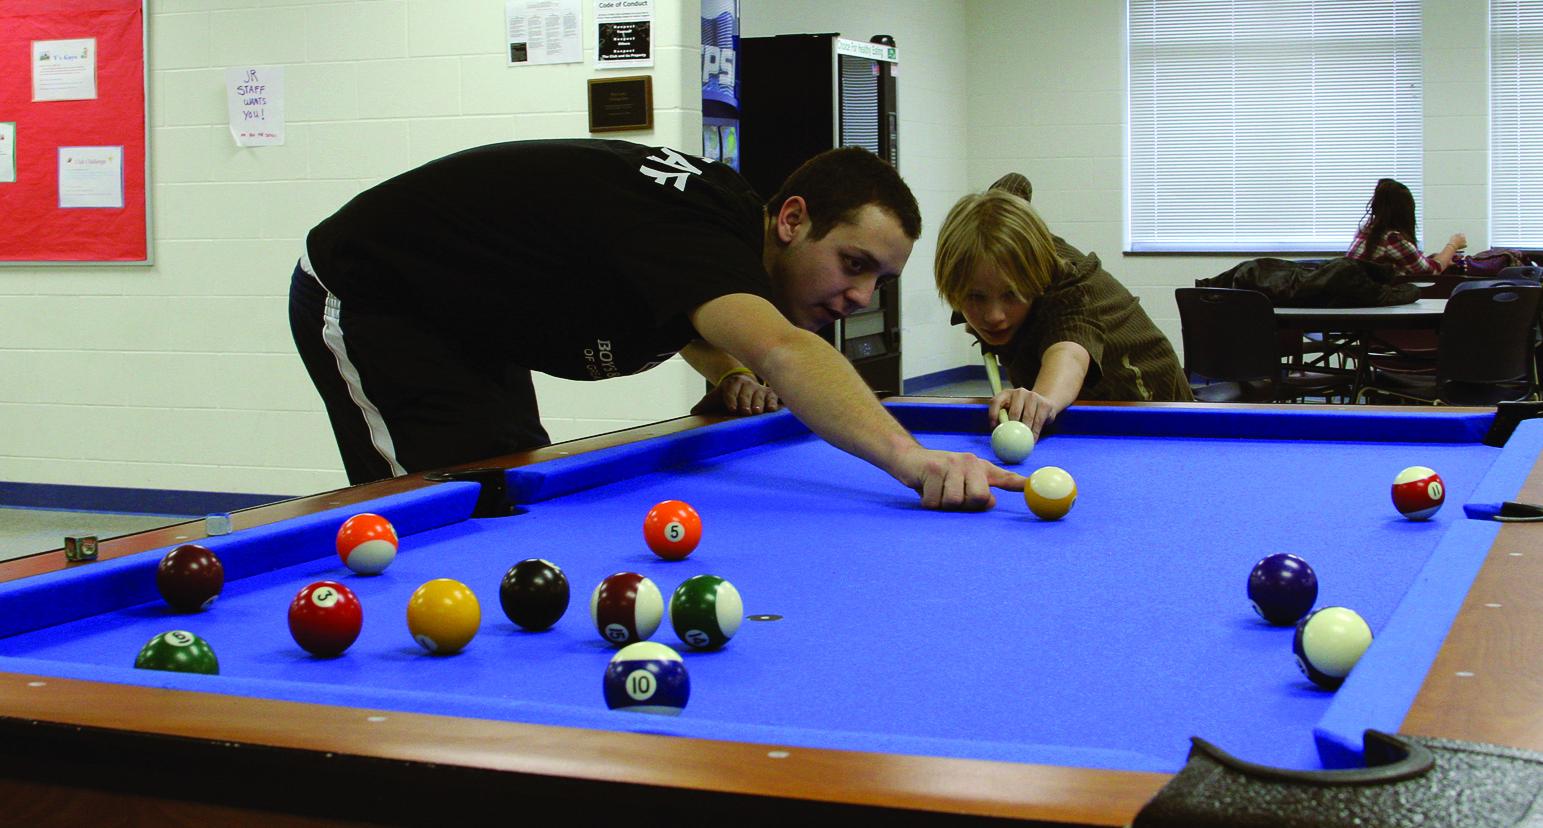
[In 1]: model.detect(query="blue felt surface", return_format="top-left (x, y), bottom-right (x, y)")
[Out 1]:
top-left (0, 484), bottom-right (482, 639)
top-left (1312, 518), bottom-right (1502, 768)
top-left (0, 406), bottom-right (1523, 774)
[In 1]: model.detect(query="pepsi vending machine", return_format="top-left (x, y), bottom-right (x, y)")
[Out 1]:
top-left (701, 0), bottom-right (740, 170)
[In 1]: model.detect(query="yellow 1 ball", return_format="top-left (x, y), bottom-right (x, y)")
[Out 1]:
top-left (407, 578), bottom-right (481, 654)
top-left (1025, 466), bottom-right (1077, 520)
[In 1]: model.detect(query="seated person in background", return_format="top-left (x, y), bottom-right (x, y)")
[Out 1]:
top-left (935, 173), bottom-right (1193, 437)
top-left (1347, 178), bottom-right (1466, 280)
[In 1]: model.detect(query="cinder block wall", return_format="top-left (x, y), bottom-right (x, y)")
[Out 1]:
top-left (0, 0), bottom-right (709, 496)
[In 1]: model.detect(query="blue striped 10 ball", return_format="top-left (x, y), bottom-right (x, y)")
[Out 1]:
top-left (604, 641), bottom-right (690, 715)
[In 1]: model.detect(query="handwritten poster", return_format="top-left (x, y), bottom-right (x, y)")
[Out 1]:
top-left (225, 66), bottom-right (285, 147)
top-left (32, 38), bottom-right (98, 102)
top-left (595, 0), bottom-right (653, 68)
top-left (506, 0), bottom-right (582, 66)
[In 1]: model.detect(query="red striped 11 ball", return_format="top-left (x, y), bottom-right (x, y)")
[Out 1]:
top-left (603, 641), bottom-right (690, 715)
top-left (590, 572), bottom-right (663, 645)
top-left (288, 580), bottom-right (364, 657)
top-left (670, 575), bottom-right (743, 650)
top-left (156, 544), bottom-right (224, 612)
top-left (336, 513), bottom-right (398, 575)
top-left (1391, 466), bottom-right (1444, 521)
top-left (643, 500), bottom-right (701, 560)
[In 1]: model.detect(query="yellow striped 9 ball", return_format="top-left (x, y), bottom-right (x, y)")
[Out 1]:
top-left (1025, 466), bottom-right (1077, 520)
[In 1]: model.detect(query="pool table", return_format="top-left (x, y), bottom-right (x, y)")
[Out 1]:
top-left (3, 399), bottom-right (1543, 826)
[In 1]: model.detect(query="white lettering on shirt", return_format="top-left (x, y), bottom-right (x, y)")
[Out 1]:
top-left (638, 147), bottom-right (704, 192)
top-left (583, 339), bottom-right (622, 380)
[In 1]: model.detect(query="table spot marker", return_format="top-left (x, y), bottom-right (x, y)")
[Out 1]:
top-left (747, 614), bottom-right (782, 622)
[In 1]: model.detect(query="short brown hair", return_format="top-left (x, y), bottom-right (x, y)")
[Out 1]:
top-left (766, 147), bottom-right (922, 241)
top-left (934, 190), bottom-right (1067, 309)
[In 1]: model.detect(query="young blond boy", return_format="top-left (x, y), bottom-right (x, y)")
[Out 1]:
top-left (935, 174), bottom-right (1192, 435)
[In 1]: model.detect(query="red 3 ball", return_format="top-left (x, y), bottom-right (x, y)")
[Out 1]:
top-left (643, 500), bottom-right (701, 560)
top-left (288, 580), bottom-right (364, 657)
top-left (1391, 466), bottom-right (1445, 521)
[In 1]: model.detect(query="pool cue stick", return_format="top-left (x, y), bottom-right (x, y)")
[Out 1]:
top-left (982, 348), bottom-right (1008, 425)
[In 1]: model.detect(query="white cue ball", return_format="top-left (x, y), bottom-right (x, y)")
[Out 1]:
top-left (991, 420), bottom-right (1035, 464)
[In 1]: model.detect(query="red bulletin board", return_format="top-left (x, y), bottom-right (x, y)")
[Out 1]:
top-left (0, 0), bottom-right (147, 264)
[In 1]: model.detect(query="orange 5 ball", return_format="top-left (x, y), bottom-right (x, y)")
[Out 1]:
top-left (643, 500), bottom-right (701, 560)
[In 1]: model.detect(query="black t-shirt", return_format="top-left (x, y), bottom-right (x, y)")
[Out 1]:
top-left (305, 139), bottom-right (772, 381)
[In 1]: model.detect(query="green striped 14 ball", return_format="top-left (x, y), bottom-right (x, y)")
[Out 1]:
top-left (670, 574), bottom-right (742, 650)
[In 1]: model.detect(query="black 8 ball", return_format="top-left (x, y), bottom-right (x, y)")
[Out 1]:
top-left (499, 559), bottom-right (570, 631)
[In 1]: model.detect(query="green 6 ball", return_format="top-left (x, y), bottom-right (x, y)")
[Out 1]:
top-left (134, 630), bottom-right (219, 675)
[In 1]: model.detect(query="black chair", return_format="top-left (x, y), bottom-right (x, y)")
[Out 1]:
top-left (1358, 280), bottom-right (1543, 405)
top-left (1176, 287), bottom-right (1357, 403)
top-left (1362, 271), bottom-right (1543, 389)
top-left (1497, 264), bottom-right (1543, 282)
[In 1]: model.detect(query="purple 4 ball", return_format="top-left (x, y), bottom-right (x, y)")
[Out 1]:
top-left (1248, 553), bottom-right (1319, 626)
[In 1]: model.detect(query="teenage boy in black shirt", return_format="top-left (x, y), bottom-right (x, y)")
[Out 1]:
top-left (291, 139), bottom-right (1024, 510)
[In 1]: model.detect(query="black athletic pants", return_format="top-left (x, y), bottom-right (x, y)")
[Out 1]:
top-left (288, 259), bottom-right (551, 485)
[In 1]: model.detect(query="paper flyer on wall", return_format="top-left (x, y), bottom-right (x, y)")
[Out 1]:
top-left (595, 0), bottom-right (652, 68)
top-left (506, 0), bottom-right (582, 66)
top-left (0, 124), bottom-right (14, 184)
top-left (225, 66), bottom-right (286, 146)
top-left (58, 146), bottom-right (123, 209)
top-left (32, 38), bottom-right (98, 102)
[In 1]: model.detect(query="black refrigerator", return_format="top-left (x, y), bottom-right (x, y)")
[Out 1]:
top-left (739, 33), bottom-right (902, 395)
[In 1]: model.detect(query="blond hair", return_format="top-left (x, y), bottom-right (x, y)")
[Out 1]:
top-left (934, 190), bottom-right (1067, 309)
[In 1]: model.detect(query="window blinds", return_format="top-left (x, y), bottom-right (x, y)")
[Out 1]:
top-left (1128, 0), bottom-right (1422, 252)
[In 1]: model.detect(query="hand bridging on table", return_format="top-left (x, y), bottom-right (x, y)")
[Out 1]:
top-left (691, 373), bottom-right (782, 417)
top-left (892, 445), bottom-right (1027, 511)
